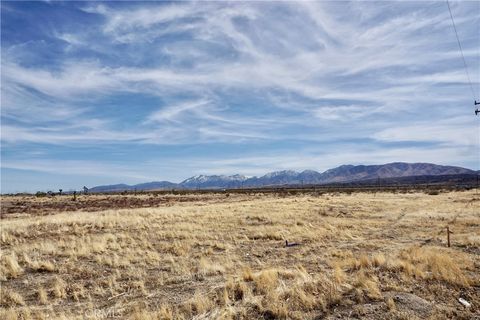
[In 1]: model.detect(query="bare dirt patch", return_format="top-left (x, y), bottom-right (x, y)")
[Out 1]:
top-left (1, 193), bottom-right (247, 218)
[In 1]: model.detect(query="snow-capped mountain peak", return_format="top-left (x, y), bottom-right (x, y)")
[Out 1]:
top-left (262, 170), bottom-right (298, 179)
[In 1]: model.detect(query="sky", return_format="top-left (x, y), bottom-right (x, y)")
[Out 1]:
top-left (1, 1), bottom-right (479, 193)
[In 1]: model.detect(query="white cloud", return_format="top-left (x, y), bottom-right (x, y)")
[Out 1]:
top-left (2, 0), bottom-right (480, 185)
top-left (373, 116), bottom-right (478, 147)
top-left (2, 61), bottom-right (122, 98)
top-left (148, 99), bottom-right (212, 123)
top-left (1, 159), bottom-right (153, 180)
top-left (313, 105), bottom-right (383, 121)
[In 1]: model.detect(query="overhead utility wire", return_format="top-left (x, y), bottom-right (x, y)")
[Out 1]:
top-left (446, 0), bottom-right (477, 101)
top-left (446, 0), bottom-right (479, 194)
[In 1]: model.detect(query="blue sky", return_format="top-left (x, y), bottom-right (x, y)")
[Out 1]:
top-left (1, 1), bottom-right (479, 193)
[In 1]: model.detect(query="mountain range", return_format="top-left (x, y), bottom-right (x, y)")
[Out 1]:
top-left (88, 162), bottom-right (477, 192)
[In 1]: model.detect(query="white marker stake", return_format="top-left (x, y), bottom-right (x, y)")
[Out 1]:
top-left (459, 298), bottom-right (471, 308)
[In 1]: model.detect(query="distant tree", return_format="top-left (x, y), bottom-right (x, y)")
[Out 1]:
top-left (59, 189), bottom-right (63, 195)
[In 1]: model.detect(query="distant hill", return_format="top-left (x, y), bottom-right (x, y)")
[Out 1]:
top-left (88, 162), bottom-right (477, 192)
top-left (314, 162), bottom-right (473, 184)
top-left (89, 181), bottom-right (177, 193)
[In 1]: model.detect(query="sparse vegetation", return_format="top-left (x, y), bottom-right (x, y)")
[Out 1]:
top-left (0, 190), bottom-right (478, 318)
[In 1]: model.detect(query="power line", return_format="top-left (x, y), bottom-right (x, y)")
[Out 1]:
top-left (446, 0), bottom-right (477, 101)
top-left (446, 0), bottom-right (479, 193)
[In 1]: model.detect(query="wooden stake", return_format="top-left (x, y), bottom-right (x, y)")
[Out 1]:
top-left (447, 226), bottom-right (452, 247)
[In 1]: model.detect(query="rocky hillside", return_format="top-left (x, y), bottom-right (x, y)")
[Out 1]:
top-left (89, 162), bottom-right (476, 192)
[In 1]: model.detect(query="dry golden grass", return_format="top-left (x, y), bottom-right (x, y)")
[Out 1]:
top-left (0, 252), bottom-right (23, 280)
top-left (0, 190), bottom-right (479, 319)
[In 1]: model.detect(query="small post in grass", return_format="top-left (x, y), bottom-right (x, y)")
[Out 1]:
top-left (447, 226), bottom-right (453, 247)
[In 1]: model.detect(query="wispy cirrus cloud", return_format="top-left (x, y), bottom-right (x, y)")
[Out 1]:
top-left (1, 1), bottom-right (479, 192)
